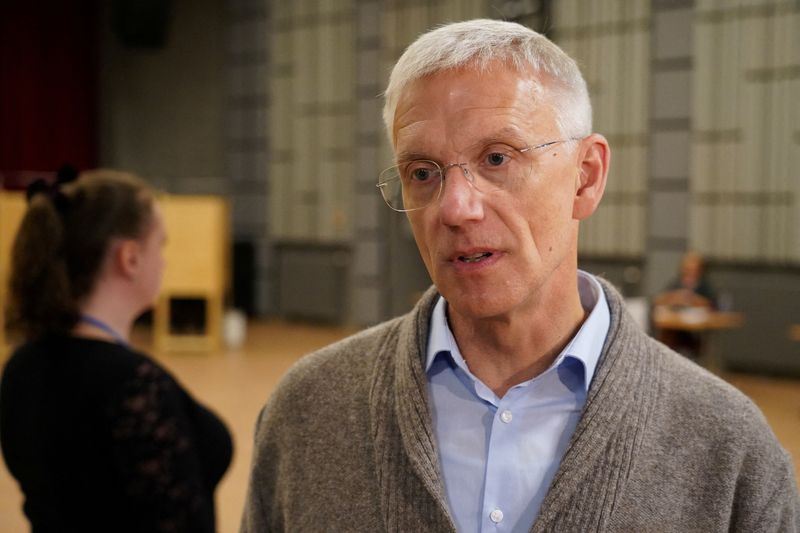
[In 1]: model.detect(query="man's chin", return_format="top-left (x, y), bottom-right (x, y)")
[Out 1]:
top-left (441, 289), bottom-right (517, 322)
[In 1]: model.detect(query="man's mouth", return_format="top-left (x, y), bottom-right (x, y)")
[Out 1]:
top-left (458, 252), bottom-right (493, 263)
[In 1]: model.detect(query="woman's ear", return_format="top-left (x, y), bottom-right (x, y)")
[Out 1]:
top-left (114, 240), bottom-right (141, 280)
top-left (573, 133), bottom-right (610, 221)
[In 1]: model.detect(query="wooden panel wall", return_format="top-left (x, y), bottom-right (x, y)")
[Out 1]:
top-left (553, 0), bottom-right (651, 257)
top-left (692, 0), bottom-right (799, 263)
top-left (269, 0), bottom-right (356, 242)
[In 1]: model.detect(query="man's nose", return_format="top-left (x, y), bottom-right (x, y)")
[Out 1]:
top-left (437, 164), bottom-right (484, 225)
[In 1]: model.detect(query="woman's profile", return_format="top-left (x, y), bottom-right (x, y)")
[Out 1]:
top-left (1, 173), bottom-right (232, 532)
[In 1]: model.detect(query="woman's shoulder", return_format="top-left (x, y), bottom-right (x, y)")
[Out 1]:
top-left (3, 334), bottom-right (177, 398)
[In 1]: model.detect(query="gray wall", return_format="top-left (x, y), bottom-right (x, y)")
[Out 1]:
top-left (225, 0), bottom-right (271, 315)
top-left (644, 1), bottom-right (694, 296)
top-left (709, 266), bottom-right (800, 375)
top-left (98, 0), bottom-right (275, 315)
top-left (97, 0), bottom-right (226, 193)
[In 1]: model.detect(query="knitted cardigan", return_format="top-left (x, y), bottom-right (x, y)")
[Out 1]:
top-left (241, 280), bottom-right (798, 532)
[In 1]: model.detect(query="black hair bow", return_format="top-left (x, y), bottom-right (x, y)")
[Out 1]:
top-left (26, 164), bottom-right (80, 212)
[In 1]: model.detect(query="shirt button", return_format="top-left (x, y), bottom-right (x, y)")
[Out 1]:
top-left (490, 508), bottom-right (504, 523)
top-left (500, 410), bottom-right (513, 424)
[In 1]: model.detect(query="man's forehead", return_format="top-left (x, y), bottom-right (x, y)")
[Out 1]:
top-left (392, 65), bottom-right (553, 143)
top-left (393, 98), bottom-right (556, 158)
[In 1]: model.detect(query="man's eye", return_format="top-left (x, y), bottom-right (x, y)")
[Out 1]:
top-left (486, 152), bottom-right (508, 166)
top-left (408, 166), bottom-right (437, 182)
top-left (413, 169), bottom-right (431, 181)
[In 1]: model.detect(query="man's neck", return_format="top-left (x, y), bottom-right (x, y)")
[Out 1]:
top-left (447, 279), bottom-right (586, 398)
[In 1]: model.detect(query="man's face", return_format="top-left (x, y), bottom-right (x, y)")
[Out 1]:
top-left (393, 64), bottom-right (584, 320)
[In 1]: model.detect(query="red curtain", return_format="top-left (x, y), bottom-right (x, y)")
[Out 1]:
top-left (0, 1), bottom-right (97, 187)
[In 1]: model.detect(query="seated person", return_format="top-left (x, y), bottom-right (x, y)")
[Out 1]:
top-left (653, 252), bottom-right (717, 357)
top-left (654, 251), bottom-right (716, 310)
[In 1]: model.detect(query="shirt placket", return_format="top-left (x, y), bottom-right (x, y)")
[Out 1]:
top-left (480, 389), bottom-right (520, 533)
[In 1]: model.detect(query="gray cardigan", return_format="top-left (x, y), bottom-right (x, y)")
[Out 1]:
top-left (242, 280), bottom-right (798, 532)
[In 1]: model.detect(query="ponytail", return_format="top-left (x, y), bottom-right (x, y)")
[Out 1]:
top-left (5, 195), bottom-right (77, 338)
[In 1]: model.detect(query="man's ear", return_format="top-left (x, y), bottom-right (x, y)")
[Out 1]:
top-left (573, 133), bottom-right (610, 221)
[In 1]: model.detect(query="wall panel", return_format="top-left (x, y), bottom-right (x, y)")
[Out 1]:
top-left (555, 1), bottom-right (651, 257)
top-left (691, 0), bottom-right (799, 263)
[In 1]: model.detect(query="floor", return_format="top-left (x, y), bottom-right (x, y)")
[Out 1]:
top-left (1, 320), bottom-right (798, 533)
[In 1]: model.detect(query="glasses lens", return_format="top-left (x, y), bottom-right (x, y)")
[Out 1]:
top-left (378, 167), bottom-right (405, 211)
top-left (378, 145), bottom-right (540, 211)
top-left (468, 145), bottom-right (534, 192)
top-left (379, 160), bottom-right (442, 211)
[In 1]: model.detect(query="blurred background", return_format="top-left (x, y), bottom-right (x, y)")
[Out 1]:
top-left (1, 0), bottom-right (798, 531)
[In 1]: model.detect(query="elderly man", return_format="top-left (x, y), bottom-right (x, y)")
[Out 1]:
top-left (242, 20), bottom-right (798, 532)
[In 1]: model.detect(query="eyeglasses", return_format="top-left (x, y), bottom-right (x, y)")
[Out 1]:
top-left (377, 138), bottom-right (577, 212)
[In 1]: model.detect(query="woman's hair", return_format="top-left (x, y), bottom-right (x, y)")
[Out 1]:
top-left (5, 173), bottom-right (155, 339)
top-left (383, 19), bottom-right (592, 145)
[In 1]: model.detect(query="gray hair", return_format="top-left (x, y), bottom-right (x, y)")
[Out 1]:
top-left (383, 19), bottom-right (592, 145)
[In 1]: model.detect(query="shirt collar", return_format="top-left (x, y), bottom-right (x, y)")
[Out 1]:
top-left (425, 270), bottom-right (610, 392)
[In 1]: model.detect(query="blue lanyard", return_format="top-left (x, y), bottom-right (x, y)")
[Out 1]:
top-left (79, 314), bottom-right (129, 348)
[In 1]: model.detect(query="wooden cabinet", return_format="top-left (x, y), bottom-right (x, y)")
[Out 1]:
top-left (154, 195), bottom-right (229, 351)
top-left (0, 192), bottom-right (27, 353)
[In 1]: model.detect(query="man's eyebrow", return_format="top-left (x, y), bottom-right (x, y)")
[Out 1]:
top-left (395, 127), bottom-right (532, 163)
top-left (395, 150), bottom-right (433, 164)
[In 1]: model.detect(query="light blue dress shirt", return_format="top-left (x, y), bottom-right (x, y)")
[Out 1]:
top-left (426, 271), bottom-right (610, 533)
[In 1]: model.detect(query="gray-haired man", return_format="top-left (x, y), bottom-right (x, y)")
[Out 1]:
top-left (242, 19), bottom-right (798, 532)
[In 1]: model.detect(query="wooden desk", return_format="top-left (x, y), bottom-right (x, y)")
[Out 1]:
top-left (653, 308), bottom-right (745, 332)
top-left (653, 307), bottom-right (745, 372)
top-left (790, 325), bottom-right (800, 342)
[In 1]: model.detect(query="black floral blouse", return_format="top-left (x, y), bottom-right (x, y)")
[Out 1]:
top-left (0, 335), bottom-right (232, 532)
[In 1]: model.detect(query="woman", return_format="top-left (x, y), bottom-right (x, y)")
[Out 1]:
top-left (0, 174), bottom-right (232, 532)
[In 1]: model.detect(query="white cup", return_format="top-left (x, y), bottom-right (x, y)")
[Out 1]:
top-left (223, 309), bottom-right (247, 349)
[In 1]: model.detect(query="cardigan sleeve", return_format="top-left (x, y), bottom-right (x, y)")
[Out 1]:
top-left (728, 444), bottom-right (799, 532)
top-left (240, 402), bottom-right (278, 532)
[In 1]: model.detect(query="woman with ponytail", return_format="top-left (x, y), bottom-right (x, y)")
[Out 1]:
top-left (0, 173), bottom-right (232, 532)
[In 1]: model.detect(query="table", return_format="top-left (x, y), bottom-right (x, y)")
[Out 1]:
top-left (652, 307), bottom-right (745, 371)
top-left (653, 308), bottom-right (745, 332)
top-left (789, 325), bottom-right (800, 342)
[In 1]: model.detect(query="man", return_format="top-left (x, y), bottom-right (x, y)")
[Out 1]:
top-left (242, 20), bottom-right (798, 532)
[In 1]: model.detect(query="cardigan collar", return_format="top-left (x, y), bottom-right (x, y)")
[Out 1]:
top-left (384, 278), bottom-right (658, 532)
